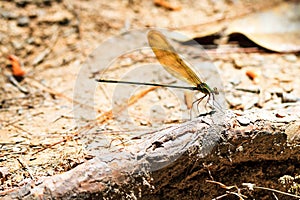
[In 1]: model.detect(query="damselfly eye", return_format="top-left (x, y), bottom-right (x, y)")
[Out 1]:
top-left (213, 87), bottom-right (219, 95)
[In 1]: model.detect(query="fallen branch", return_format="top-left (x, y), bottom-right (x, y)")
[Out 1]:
top-left (2, 109), bottom-right (300, 199)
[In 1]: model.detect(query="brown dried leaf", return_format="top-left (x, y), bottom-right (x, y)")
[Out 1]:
top-left (176, 2), bottom-right (300, 52)
top-left (226, 2), bottom-right (300, 52)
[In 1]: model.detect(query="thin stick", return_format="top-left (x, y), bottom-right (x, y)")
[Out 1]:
top-left (253, 185), bottom-right (300, 198)
top-left (17, 158), bottom-right (35, 180)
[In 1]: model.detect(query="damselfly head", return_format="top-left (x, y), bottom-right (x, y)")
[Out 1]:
top-left (213, 87), bottom-right (219, 95)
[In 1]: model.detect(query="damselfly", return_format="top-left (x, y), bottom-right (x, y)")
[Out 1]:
top-left (96, 30), bottom-right (220, 114)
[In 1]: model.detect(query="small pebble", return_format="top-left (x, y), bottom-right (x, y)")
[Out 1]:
top-left (226, 95), bottom-right (242, 108)
top-left (285, 122), bottom-right (300, 142)
top-left (140, 120), bottom-right (149, 126)
top-left (236, 116), bottom-right (251, 126)
top-left (229, 77), bottom-right (241, 86)
top-left (164, 102), bottom-right (175, 109)
top-left (1, 10), bottom-right (18, 20)
top-left (12, 40), bottom-right (23, 50)
top-left (17, 108), bottom-right (23, 115)
top-left (282, 84), bottom-right (294, 93)
top-left (236, 145), bottom-right (243, 152)
top-left (243, 95), bottom-right (259, 110)
top-left (26, 37), bottom-right (35, 44)
top-left (233, 60), bottom-right (243, 69)
top-left (262, 92), bottom-right (272, 102)
top-left (283, 54), bottom-right (297, 63)
top-left (12, 146), bottom-right (22, 152)
top-left (17, 16), bottom-right (30, 27)
top-left (0, 167), bottom-right (9, 178)
top-left (282, 93), bottom-right (299, 103)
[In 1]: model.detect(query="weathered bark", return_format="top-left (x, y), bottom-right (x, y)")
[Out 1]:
top-left (2, 109), bottom-right (300, 200)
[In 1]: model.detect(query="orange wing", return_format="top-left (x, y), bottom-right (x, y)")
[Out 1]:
top-left (147, 30), bottom-right (203, 86)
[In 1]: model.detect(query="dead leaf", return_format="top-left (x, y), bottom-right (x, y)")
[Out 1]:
top-left (8, 54), bottom-right (25, 77)
top-left (245, 70), bottom-right (259, 83)
top-left (225, 2), bottom-right (300, 52)
top-left (153, 0), bottom-right (181, 11)
top-left (175, 2), bottom-right (300, 52)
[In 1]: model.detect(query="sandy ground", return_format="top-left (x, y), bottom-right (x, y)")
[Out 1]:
top-left (0, 0), bottom-right (299, 197)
